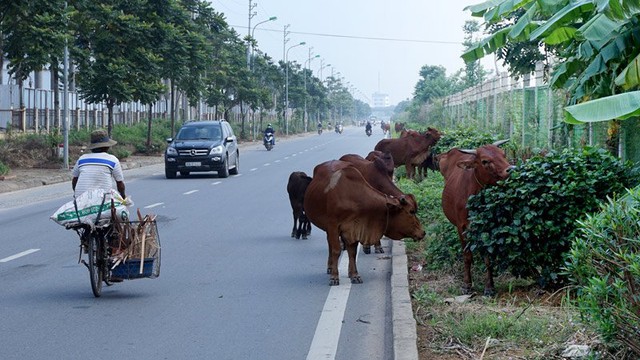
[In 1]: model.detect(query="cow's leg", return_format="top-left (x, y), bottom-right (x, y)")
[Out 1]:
top-left (301, 215), bottom-right (311, 239)
top-left (291, 211), bottom-right (298, 238)
top-left (460, 232), bottom-right (474, 294)
top-left (483, 256), bottom-right (496, 296)
top-left (406, 164), bottom-right (415, 179)
top-left (362, 245), bottom-right (371, 254)
top-left (374, 240), bottom-right (384, 254)
top-left (345, 241), bottom-right (362, 284)
top-left (326, 229), bottom-right (342, 285)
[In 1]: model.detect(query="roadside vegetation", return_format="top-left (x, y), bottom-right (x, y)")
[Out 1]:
top-left (395, 125), bottom-right (640, 359)
top-left (0, 119), bottom-right (179, 175)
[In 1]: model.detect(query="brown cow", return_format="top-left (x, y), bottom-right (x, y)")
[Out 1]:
top-left (340, 153), bottom-right (413, 254)
top-left (365, 150), bottom-right (395, 178)
top-left (374, 127), bottom-right (441, 179)
top-left (381, 122), bottom-right (390, 135)
top-left (287, 171), bottom-right (313, 239)
top-left (304, 160), bottom-right (425, 285)
top-left (394, 122), bottom-right (405, 134)
top-left (440, 140), bottom-right (513, 296)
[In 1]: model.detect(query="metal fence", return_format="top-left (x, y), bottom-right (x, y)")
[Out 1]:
top-left (432, 64), bottom-right (640, 164)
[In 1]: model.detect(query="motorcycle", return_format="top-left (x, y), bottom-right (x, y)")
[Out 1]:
top-left (365, 127), bottom-right (372, 137)
top-left (317, 128), bottom-right (323, 135)
top-left (263, 132), bottom-right (274, 151)
top-left (335, 124), bottom-right (343, 134)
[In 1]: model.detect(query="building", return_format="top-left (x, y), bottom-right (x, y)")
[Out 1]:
top-left (371, 92), bottom-right (390, 108)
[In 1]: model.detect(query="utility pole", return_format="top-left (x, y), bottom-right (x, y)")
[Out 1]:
top-left (62, 1), bottom-right (69, 169)
top-left (246, 0), bottom-right (257, 69)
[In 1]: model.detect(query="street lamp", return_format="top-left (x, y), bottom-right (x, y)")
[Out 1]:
top-left (318, 59), bottom-right (331, 82)
top-left (303, 54), bottom-right (320, 132)
top-left (285, 41), bottom-right (305, 136)
top-left (250, 16), bottom-right (277, 70)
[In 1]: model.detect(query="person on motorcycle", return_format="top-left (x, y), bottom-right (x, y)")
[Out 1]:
top-left (365, 120), bottom-right (372, 133)
top-left (264, 123), bottom-right (275, 145)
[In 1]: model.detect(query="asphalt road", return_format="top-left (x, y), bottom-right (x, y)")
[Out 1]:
top-left (0, 126), bottom-right (418, 360)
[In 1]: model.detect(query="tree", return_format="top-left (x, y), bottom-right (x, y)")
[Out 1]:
top-left (71, 0), bottom-right (164, 136)
top-left (462, 20), bottom-right (487, 88)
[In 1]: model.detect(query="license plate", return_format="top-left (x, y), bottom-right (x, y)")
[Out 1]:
top-left (185, 162), bottom-right (201, 167)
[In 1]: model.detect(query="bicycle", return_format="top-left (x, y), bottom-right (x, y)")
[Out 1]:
top-left (65, 194), bottom-right (161, 297)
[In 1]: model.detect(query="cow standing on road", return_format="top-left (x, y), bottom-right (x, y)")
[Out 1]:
top-left (340, 153), bottom-right (413, 255)
top-left (304, 160), bottom-right (425, 285)
top-left (287, 171), bottom-right (313, 239)
top-left (439, 140), bottom-right (513, 296)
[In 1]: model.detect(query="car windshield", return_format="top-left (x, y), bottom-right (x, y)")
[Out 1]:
top-left (176, 126), bottom-right (221, 141)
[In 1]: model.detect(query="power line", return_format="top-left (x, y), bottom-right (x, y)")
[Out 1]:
top-left (233, 24), bottom-right (462, 45)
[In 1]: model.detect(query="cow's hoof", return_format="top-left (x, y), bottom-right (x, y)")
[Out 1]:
top-left (329, 278), bottom-right (340, 286)
top-left (375, 246), bottom-right (384, 254)
top-left (363, 246), bottom-right (371, 254)
top-left (291, 233), bottom-right (295, 238)
top-left (326, 268), bottom-right (332, 274)
top-left (350, 276), bottom-right (363, 284)
top-left (483, 288), bottom-right (496, 297)
top-left (302, 235), bottom-right (308, 240)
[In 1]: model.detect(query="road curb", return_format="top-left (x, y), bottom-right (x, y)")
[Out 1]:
top-left (392, 240), bottom-right (418, 360)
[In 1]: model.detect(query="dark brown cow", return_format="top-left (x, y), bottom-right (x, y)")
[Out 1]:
top-left (304, 160), bottom-right (425, 285)
top-left (381, 122), bottom-right (390, 135)
top-left (340, 153), bottom-right (413, 254)
top-left (417, 152), bottom-right (439, 179)
top-left (394, 122), bottom-right (405, 134)
top-left (287, 171), bottom-right (312, 239)
top-left (440, 140), bottom-right (513, 296)
top-left (374, 127), bottom-right (441, 179)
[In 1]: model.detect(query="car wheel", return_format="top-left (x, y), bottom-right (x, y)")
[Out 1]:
top-left (229, 152), bottom-right (239, 175)
top-left (180, 171), bottom-right (190, 176)
top-left (165, 168), bottom-right (177, 179)
top-left (218, 157), bottom-right (230, 178)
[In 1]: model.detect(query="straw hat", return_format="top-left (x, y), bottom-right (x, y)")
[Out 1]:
top-left (88, 129), bottom-right (117, 149)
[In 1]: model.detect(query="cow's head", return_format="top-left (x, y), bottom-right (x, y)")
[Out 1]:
top-left (424, 127), bottom-right (442, 142)
top-left (384, 194), bottom-right (425, 241)
top-left (458, 140), bottom-right (514, 186)
top-left (368, 151), bottom-right (395, 178)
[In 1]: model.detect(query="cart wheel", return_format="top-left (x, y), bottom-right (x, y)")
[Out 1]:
top-left (88, 234), bottom-right (103, 297)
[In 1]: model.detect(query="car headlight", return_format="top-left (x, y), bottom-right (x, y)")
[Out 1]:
top-left (209, 145), bottom-right (223, 155)
top-left (166, 147), bottom-right (177, 156)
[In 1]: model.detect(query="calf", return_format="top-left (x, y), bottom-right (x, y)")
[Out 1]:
top-left (375, 127), bottom-right (441, 179)
top-left (286, 171), bottom-right (313, 239)
top-left (440, 140), bottom-right (513, 296)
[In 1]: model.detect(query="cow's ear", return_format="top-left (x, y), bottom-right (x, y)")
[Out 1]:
top-left (457, 159), bottom-right (476, 170)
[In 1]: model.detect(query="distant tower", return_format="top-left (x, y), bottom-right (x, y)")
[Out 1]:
top-left (372, 92), bottom-right (390, 107)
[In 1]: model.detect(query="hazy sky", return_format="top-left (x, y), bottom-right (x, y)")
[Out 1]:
top-left (212, 0), bottom-right (487, 106)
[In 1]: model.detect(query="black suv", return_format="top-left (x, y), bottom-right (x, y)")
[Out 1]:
top-left (164, 120), bottom-right (239, 178)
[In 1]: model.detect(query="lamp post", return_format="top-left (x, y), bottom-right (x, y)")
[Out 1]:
top-left (303, 53), bottom-right (320, 132)
top-left (285, 41), bottom-right (305, 136)
top-left (250, 16), bottom-right (277, 70)
top-left (246, 0), bottom-right (257, 69)
top-left (318, 59), bottom-right (330, 82)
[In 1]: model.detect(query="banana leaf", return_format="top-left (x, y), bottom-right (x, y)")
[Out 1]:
top-left (564, 91), bottom-right (640, 124)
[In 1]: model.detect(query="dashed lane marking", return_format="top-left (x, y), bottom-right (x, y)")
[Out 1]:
top-left (250, 168), bottom-right (258, 172)
top-left (212, 181), bottom-right (222, 185)
top-left (183, 190), bottom-right (199, 195)
top-left (0, 249), bottom-right (40, 263)
top-left (144, 203), bottom-right (164, 209)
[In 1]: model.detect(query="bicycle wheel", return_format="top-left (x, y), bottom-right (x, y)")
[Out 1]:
top-left (88, 233), bottom-right (103, 297)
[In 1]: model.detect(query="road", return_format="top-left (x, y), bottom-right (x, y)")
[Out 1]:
top-left (0, 126), bottom-right (416, 360)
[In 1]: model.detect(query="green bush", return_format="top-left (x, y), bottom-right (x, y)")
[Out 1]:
top-left (466, 147), bottom-right (640, 287)
top-left (0, 160), bottom-right (9, 176)
top-left (565, 189), bottom-right (640, 356)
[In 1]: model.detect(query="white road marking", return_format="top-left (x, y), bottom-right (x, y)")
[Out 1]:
top-left (292, 154), bottom-right (297, 157)
top-left (306, 247), bottom-right (356, 360)
top-left (144, 202), bottom-right (164, 209)
top-left (183, 190), bottom-right (199, 195)
top-left (264, 163), bottom-right (271, 166)
top-left (275, 160), bottom-right (281, 163)
top-left (284, 157), bottom-right (290, 160)
top-left (234, 174), bottom-right (243, 177)
top-left (211, 181), bottom-right (222, 185)
top-left (0, 249), bottom-right (40, 263)
top-left (250, 168), bottom-right (258, 172)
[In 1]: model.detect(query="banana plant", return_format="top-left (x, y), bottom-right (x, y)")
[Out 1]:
top-left (462, 0), bottom-right (640, 124)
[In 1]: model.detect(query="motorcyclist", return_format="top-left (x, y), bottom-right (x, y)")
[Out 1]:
top-left (365, 121), bottom-right (372, 133)
top-left (264, 123), bottom-right (275, 145)
top-left (317, 121), bottom-right (323, 133)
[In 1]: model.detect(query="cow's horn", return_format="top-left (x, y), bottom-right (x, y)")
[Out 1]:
top-left (493, 139), bottom-right (509, 147)
top-left (459, 149), bottom-right (477, 154)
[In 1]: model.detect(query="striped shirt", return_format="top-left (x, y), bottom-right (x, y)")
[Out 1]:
top-left (72, 152), bottom-right (124, 197)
